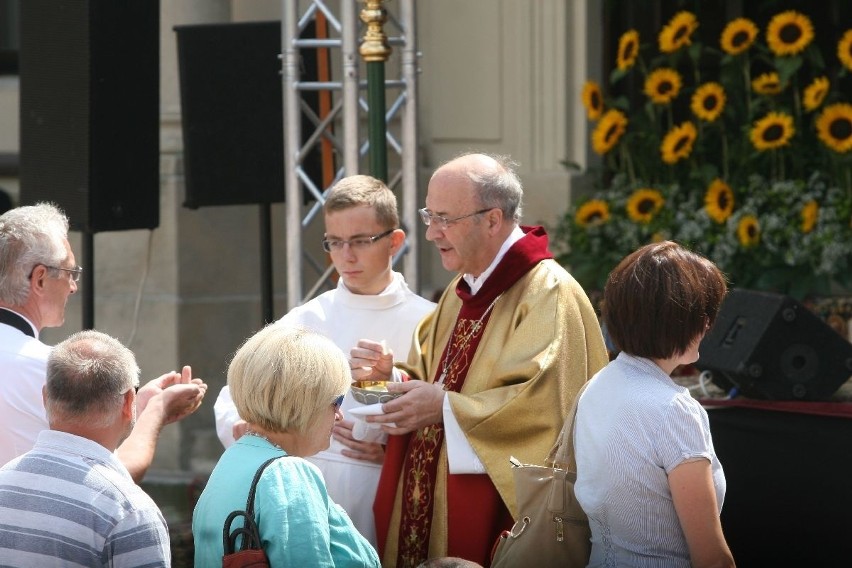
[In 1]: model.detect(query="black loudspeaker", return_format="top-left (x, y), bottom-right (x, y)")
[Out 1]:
top-left (19, 0), bottom-right (160, 232)
top-left (697, 289), bottom-right (852, 401)
top-left (174, 21), bottom-right (322, 209)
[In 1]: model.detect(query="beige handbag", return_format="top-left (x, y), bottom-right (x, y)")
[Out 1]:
top-left (491, 383), bottom-right (591, 568)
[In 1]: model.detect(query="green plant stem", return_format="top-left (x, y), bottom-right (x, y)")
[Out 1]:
top-left (606, 152), bottom-right (616, 176)
top-left (743, 53), bottom-right (752, 120)
top-left (621, 143), bottom-right (637, 185)
top-left (692, 53), bottom-right (701, 90)
top-left (791, 78), bottom-right (802, 179)
top-left (774, 149), bottom-right (785, 182)
top-left (770, 150), bottom-right (777, 181)
top-left (721, 123), bottom-right (729, 181)
top-left (792, 78), bottom-right (801, 122)
top-left (769, 151), bottom-right (775, 182)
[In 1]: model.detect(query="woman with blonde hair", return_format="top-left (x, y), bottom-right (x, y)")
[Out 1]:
top-left (193, 324), bottom-right (380, 566)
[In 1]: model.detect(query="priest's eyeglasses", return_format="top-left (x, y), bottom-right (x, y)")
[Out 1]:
top-left (321, 229), bottom-right (395, 253)
top-left (418, 207), bottom-right (492, 230)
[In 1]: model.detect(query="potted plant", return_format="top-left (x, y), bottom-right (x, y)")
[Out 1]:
top-left (558, 9), bottom-right (852, 301)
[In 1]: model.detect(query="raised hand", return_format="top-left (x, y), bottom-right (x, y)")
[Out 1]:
top-left (137, 365), bottom-right (207, 424)
top-left (349, 339), bottom-right (394, 382)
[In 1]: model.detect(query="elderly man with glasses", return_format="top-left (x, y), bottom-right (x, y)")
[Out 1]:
top-left (351, 152), bottom-right (609, 567)
top-left (0, 202), bottom-right (208, 481)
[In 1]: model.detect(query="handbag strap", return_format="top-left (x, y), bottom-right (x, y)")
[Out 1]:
top-left (546, 381), bottom-right (591, 470)
top-left (244, 456), bottom-right (281, 517)
top-left (222, 456), bottom-right (282, 553)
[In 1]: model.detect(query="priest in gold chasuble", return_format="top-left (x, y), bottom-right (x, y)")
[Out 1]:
top-left (351, 154), bottom-right (608, 568)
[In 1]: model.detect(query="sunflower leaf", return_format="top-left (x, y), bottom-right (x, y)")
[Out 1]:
top-left (610, 67), bottom-right (629, 85)
top-left (775, 56), bottom-right (803, 84)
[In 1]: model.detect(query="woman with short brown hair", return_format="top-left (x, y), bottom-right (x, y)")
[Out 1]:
top-left (574, 241), bottom-right (735, 567)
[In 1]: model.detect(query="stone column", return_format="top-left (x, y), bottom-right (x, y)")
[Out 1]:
top-left (415, 0), bottom-right (604, 290)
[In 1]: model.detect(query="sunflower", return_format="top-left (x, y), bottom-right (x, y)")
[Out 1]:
top-left (591, 109), bottom-right (628, 155)
top-left (660, 122), bottom-right (697, 164)
top-left (704, 179), bottom-right (734, 223)
top-left (658, 11), bottom-right (698, 53)
top-left (801, 200), bottom-right (818, 234)
top-left (816, 103), bottom-right (852, 153)
top-left (575, 200), bottom-right (610, 227)
top-left (802, 76), bottom-right (830, 112)
top-left (750, 112), bottom-right (795, 151)
top-left (839, 29), bottom-right (852, 72)
top-left (751, 72), bottom-right (783, 95)
top-left (691, 82), bottom-right (726, 122)
top-left (626, 189), bottom-right (665, 224)
top-left (644, 68), bottom-right (682, 104)
top-left (582, 81), bottom-right (604, 120)
top-left (617, 30), bottom-right (640, 71)
top-left (766, 11), bottom-right (814, 57)
top-left (737, 215), bottom-right (760, 247)
top-left (720, 18), bottom-right (758, 55)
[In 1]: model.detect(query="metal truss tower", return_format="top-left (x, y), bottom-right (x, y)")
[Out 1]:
top-left (281, 0), bottom-right (419, 310)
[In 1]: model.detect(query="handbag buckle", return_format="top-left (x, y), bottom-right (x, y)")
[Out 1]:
top-left (508, 516), bottom-right (531, 538)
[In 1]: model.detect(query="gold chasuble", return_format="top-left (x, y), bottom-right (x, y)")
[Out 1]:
top-left (374, 226), bottom-right (609, 567)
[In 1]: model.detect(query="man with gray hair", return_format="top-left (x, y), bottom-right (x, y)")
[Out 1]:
top-left (0, 203), bottom-right (207, 480)
top-left (0, 330), bottom-right (170, 565)
top-left (352, 153), bottom-right (608, 566)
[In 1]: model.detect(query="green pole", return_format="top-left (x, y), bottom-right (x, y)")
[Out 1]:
top-left (360, 0), bottom-right (392, 182)
top-left (366, 61), bottom-right (388, 182)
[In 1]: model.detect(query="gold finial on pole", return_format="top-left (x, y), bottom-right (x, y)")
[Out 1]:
top-left (359, 0), bottom-right (391, 180)
top-left (359, 0), bottom-right (392, 63)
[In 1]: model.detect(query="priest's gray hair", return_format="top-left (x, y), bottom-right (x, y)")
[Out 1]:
top-left (452, 152), bottom-right (524, 223)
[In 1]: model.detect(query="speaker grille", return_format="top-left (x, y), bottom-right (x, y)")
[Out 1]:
top-left (174, 21), bottom-right (323, 209)
top-left (20, 0), bottom-right (160, 233)
top-left (698, 289), bottom-right (852, 400)
top-left (20, 1), bottom-right (91, 226)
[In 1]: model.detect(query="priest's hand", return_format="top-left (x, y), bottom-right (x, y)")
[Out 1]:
top-left (334, 418), bottom-right (385, 465)
top-left (367, 380), bottom-right (444, 434)
top-left (349, 339), bottom-right (394, 382)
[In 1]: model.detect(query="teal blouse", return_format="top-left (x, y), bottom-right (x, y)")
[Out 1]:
top-left (193, 435), bottom-right (380, 567)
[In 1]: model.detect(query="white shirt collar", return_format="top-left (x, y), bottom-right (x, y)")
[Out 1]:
top-left (336, 271), bottom-right (412, 310)
top-left (462, 225), bottom-right (525, 295)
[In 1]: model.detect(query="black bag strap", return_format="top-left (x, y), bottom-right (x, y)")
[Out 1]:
top-left (223, 456), bottom-right (282, 554)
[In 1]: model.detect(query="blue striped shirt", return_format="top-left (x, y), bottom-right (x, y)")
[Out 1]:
top-left (574, 353), bottom-right (726, 567)
top-left (0, 430), bottom-right (170, 567)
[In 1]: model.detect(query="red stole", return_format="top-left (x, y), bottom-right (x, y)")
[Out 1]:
top-left (375, 227), bottom-right (554, 567)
